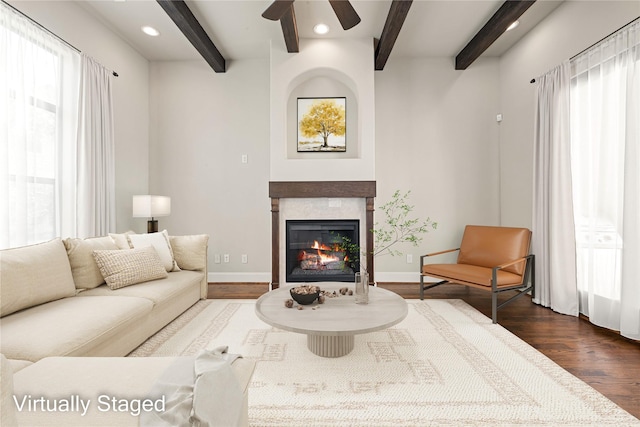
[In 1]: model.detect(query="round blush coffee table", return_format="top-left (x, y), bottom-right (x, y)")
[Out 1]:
top-left (255, 282), bottom-right (408, 358)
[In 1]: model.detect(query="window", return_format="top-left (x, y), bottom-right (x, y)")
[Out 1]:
top-left (569, 20), bottom-right (639, 331)
top-left (1, 4), bottom-right (80, 248)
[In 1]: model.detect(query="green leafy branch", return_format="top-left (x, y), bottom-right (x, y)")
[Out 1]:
top-left (335, 190), bottom-right (437, 267)
top-left (334, 234), bottom-right (361, 270)
top-left (372, 190), bottom-right (437, 257)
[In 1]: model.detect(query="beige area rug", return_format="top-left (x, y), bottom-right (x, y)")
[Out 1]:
top-left (129, 299), bottom-right (639, 426)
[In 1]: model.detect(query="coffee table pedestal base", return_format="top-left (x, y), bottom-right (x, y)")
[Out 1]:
top-left (307, 335), bottom-right (355, 358)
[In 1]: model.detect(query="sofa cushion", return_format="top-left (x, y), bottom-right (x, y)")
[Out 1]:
top-left (127, 230), bottom-right (179, 272)
top-left (0, 296), bottom-right (152, 362)
top-left (93, 246), bottom-right (168, 290)
top-left (0, 238), bottom-right (76, 317)
top-left (12, 356), bottom-right (254, 427)
top-left (170, 234), bottom-right (209, 271)
top-left (64, 236), bottom-right (119, 289)
top-left (13, 356), bottom-right (178, 427)
top-left (108, 231), bottom-right (135, 249)
top-left (7, 359), bottom-right (32, 373)
top-left (78, 270), bottom-right (203, 306)
top-left (1, 354), bottom-right (18, 427)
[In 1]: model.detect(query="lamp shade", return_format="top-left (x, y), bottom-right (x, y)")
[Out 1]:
top-left (132, 195), bottom-right (171, 218)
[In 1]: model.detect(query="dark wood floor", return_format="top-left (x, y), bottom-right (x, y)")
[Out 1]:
top-left (208, 282), bottom-right (640, 419)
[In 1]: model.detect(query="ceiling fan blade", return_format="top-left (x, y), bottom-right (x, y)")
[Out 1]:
top-left (328, 0), bottom-right (361, 30)
top-left (262, 0), bottom-right (295, 21)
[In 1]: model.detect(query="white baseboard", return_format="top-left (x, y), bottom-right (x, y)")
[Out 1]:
top-left (207, 272), bottom-right (421, 283)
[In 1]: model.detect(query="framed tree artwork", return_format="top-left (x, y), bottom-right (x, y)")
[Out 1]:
top-left (297, 97), bottom-right (346, 152)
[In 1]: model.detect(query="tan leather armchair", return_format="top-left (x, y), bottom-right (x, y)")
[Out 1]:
top-left (420, 225), bottom-right (535, 324)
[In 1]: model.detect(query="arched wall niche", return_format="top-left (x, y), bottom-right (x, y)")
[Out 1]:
top-left (286, 68), bottom-right (359, 159)
top-left (269, 37), bottom-right (375, 182)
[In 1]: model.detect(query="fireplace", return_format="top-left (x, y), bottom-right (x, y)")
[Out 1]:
top-left (286, 219), bottom-right (359, 283)
top-left (269, 181), bottom-right (376, 289)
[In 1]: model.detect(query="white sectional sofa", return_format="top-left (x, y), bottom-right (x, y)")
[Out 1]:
top-left (0, 232), bottom-right (255, 426)
top-left (0, 232), bottom-right (208, 365)
top-left (3, 354), bottom-right (255, 427)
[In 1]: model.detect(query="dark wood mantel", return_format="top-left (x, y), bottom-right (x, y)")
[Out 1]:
top-left (269, 181), bottom-right (376, 289)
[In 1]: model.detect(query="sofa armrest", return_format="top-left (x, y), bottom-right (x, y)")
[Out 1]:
top-left (169, 235), bottom-right (209, 299)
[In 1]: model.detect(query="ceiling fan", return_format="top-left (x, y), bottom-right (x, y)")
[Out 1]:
top-left (262, 0), bottom-right (361, 31)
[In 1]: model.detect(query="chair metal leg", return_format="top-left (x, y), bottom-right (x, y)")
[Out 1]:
top-left (490, 254), bottom-right (535, 324)
top-left (492, 291), bottom-right (498, 324)
top-left (530, 255), bottom-right (536, 300)
top-left (420, 279), bottom-right (448, 300)
top-left (491, 266), bottom-right (498, 324)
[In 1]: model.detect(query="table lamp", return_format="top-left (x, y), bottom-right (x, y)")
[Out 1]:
top-left (132, 195), bottom-right (171, 233)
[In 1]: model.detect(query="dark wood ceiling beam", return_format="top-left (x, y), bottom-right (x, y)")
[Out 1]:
top-left (328, 0), bottom-right (362, 30)
top-left (262, 0), bottom-right (295, 20)
top-left (455, 0), bottom-right (536, 70)
top-left (280, 3), bottom-right (299, 53)
top-left (374, 0), bottom-right (413, 71)
top-left (156, 0), bottom-right (226, 73)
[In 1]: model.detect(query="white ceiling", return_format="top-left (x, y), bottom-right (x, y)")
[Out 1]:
top-left (78, 0), bottom-right (564, 65)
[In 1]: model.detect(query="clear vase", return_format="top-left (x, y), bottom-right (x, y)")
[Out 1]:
top-left (355, 272), bottom-right (369, 304)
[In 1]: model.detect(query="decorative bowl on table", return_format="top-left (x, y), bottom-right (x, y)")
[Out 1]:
top-left (290, 285), bottom-right (320, 305)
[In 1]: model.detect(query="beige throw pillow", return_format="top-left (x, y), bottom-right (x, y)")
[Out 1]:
top-left (127, 230), bottom-right (179, 272)
top-left (93, 246), bottom-right (168, 290)
top-left (0, 238), bottom-right (76, 317)
top-left (64, 236), bottom-right (119, 289)
top-left (108, 231), bottom-right (136, 249)
top-left (169, 234), bottom-right (209, 271)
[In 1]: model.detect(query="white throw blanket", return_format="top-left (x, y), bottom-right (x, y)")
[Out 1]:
top-left (140, 346), bottom-right (243, 427)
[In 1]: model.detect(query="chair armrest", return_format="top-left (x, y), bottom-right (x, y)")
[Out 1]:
top-left (495, 256), bottom-right (529, 270)
top-left (491, 254), bottom-right (534, 292)
top-left (420, 248), bottom-right (460, 265)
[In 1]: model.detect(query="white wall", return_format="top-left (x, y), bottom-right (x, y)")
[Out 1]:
top-left (149, 59), bottom-right (271, 281)
top-left (270, 38), bottom-right (376, 181)
top-left (14, 0), bottom-right (637, 283)
top-left (498, 1), bottom-right (639, 227)
top-left (374, 57), bottom-right (501, 281)
top-left (149, 49), bottom-right (502, 282)
top-left (147, 48), bottom-right (501, 282)
top-left (7, 1), bottom-right (150, 233)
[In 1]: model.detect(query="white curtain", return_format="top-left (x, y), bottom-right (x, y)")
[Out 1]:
top-left (76, 54), bottom-right (115, 238)
top-left (0, 4), bottom-right (79, 248)
top-left (570, 20), bottom-right (640, 340)
top-left (531, 61), bottom-right (579, 316)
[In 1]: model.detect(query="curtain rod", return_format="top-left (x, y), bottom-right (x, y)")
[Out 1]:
top-left (2, 0), bottom-right (119, 77)
top-left (530, 16), bottom-right (639, 84)
top-left (569, 16), bottom-right (638, 60)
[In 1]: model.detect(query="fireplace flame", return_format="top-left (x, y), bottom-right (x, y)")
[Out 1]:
top-left (311, 240), bottom-right (332, 251)
top-left (298, 240), bottom-right (347, 270)
top-left (317, 251), bottom-right (341, 265)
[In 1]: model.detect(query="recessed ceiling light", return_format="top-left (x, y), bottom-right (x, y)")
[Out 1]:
top-left (506, 21), bottom-right (520, 31)
top-left (141, 26), bottom-right (160, 37)
top-left (313, 23), bottom-right (330, 35)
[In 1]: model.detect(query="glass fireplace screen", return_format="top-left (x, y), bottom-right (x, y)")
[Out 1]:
top-left (285, 219), bottom-right (360, 283)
